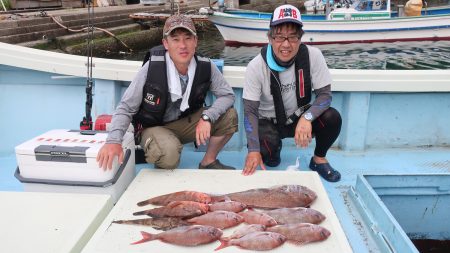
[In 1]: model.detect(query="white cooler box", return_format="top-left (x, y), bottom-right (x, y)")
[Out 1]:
top-left (15, 129), bottom-right (136, 203)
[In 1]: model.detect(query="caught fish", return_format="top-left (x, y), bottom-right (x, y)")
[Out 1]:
top-left (215, 231), bottom-right (286, 251)
top-left (131, 225), bottom-right (223, 246)
top-left (133, 201), bottom-right (209, 218)
top-left (221, 224), bottom-right (266, 241)
top-left (223, 185), bottom-right (317, 209)
top-left (209, 201), bottom-right (247, 213)
top-left (137, 191), bottom-right (212, 206)
top-left (266, 223), bottom-right (331, 245)
top-left (187, 211), bottom-right (244, 229)
top-left (112, 217), bottom-right (190, 231)
top-left (239, 209), bottom-right (277, 227)
top-left (262, 207), bottom-right (326, 224)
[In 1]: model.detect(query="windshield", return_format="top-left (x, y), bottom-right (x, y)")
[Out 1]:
top-left (352, 0), bottom-right (388, 11)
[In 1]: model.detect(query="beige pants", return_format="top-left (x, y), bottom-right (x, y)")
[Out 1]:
top-left (140, 108), bottom-right (238, 169)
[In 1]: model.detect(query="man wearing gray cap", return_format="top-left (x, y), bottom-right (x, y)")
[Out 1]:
top-left (242, 4), bottom-right (342, 182)
top-left (97, 15), bottom-right (238, 170)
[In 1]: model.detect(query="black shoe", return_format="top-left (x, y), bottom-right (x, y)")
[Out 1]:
top-left (198, 159), bottom-right (236, 170)
top-left (309, 157), bottom-right (341, 182)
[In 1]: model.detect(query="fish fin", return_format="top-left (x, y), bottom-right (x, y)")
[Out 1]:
top-left (167, 201), bottom-right (183, 208)
top-left (287, 239), bottom-right (307, 246)
top-left (130, 231), bottom-right (155, 245)
top-left (220, 236), bottom-right (230, 241)
top-left (214, 239), bottom-right (230, 251)
top-left (112, 220), bottom-right (124, 224)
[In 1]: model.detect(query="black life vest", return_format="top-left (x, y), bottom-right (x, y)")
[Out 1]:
top-left (133, 45), bottom-right (212, 128)
top-left (261, 44), bottom-right (312, 128)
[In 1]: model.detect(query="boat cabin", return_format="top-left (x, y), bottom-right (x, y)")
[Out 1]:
top-left (328, 0), bottom-right (391, 20)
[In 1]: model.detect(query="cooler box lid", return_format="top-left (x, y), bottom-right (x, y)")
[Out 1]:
top-left (15, 129), bottom-right (118, 158)
top-left (15, 129), bottom-right (134, 183)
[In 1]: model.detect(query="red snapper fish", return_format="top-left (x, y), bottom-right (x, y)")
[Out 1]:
top-left (221, 224), bottom-right (266, 241)
top-left (266, 223), bottom-right (331, 245)
top-left (137, 190), bottom-right (212, 206)
top-left (262, 207), bottom-right (326, 224)
top-left (222, 185), bottom-right (317, 208)
top-left (239, 209), bottom-right (277, 227)
top-left (133, 201), bottom-right (209, 218)
top-left (215, 231), bottom-right (286, 251)
top-left (131, 225), bottom-right (223, 246)
top-left (187, 211), bottom-right (244, 229)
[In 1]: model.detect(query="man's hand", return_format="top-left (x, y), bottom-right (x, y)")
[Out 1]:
top-left (295, 117), bottom-right (312, 148)
top-left (196, 118), bottom-right (211, 146)
top-left (96, 143), bottom-right (124, 171)
top-left (242, 152), bottom-right (266, 176)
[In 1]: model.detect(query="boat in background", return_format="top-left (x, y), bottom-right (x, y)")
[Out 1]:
top-left (205, 0), bottom-right (450, 45)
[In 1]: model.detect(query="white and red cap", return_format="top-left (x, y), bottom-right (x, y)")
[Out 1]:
top-left (270, 4), bottom-right (303, 27)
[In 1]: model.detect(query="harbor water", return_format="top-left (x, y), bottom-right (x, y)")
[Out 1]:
top-left (116, 28), bottom-right (450, 70)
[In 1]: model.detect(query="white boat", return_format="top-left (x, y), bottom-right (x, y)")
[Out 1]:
top-left (206, 0), bottom-right (450, 45)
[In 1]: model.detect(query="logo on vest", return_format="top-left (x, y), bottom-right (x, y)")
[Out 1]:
top-left (144, 93), bottom-right (160, 106)
top-left (278, 8), bottom-right (298, 19)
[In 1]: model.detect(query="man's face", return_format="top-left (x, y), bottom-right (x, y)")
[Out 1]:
top-left (163, 29), bottom-right (198, 67)
top-left (269, 24), bottom-right (301, 63)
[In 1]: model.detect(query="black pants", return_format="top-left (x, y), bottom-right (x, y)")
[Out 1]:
top-left (259, 107), bottom-right (342, 167)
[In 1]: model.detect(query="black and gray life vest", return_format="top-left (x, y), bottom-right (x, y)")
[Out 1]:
top-left (261, 43), bottom-right (312, 128)
top-left (133, 45), bottom-right (212, 128)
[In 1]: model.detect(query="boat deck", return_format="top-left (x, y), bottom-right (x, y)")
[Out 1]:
top-left (1, 146), bottom-right (449, 252)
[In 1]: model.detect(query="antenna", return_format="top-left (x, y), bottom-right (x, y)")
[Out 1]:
top-left (80, 0), bottom-right (95, 130)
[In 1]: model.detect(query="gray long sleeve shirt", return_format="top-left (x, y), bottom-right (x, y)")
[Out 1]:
top-left (106, 60), bottom-right (235, 144)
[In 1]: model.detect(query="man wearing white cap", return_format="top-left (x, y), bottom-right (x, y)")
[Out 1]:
top-left (97, 15), bottom-right (238, 170)
top-left (242, 4), bottom-right (342, 182)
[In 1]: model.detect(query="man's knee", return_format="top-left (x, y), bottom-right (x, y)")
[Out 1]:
top-left (321, 107), bottom-right (342, 128)
top-left (212, 107), bottom-right (238, 136)
top-left (141, 127), bottom-right (183, 169)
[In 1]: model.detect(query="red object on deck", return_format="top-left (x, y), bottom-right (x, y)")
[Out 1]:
top-left (94, 115), bottom-right (112, 131)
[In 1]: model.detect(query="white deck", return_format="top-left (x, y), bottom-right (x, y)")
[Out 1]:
top-left (82, 169), bottom-right (352, 253)
top-left (0, 192), bottom-right (113, 253)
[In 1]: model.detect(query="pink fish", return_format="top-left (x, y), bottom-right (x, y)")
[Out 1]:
top-left (223, 185), bottom-right (317, 208)
top-left (137, 191), bottom-right (212, 206)
top-left (187, 211), bottom-right (244, 229)
top-left (215, 231), bottom-right (286, 251)
top-left (131, 225), bottom-right (223, 246)
top-left (239, 209), bottom-right (277, 227)
top-left (208, 201), bottom-right (247, 213)
top-left (262, 207), bottom-right (326, 224)
top-left (133, 201), bottom-right (209, 218)
top-left (221, 224), bottom-right (266, 241)
top-left (266, 223), bottom-right (331, 245)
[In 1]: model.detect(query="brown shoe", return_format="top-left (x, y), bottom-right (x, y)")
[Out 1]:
top-left (198, 159), bottom-right (236, 170)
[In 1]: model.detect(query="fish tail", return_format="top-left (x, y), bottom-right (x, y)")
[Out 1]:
top-left (210, 195), bottom-right (227, 203)
top-left (133, 210), bottom-right (148, 216)
top-left (137, 200), bottom-right (150, 206)
top-left (214, 239), bottom-right (230, 251)
top-left (130, 231), bottom-right (155, 245)
top-left (112, 219), bottom-right (149, 225)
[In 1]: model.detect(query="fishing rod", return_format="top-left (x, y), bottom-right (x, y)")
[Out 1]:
top-left (80, 0), bottom-right (95, 130)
